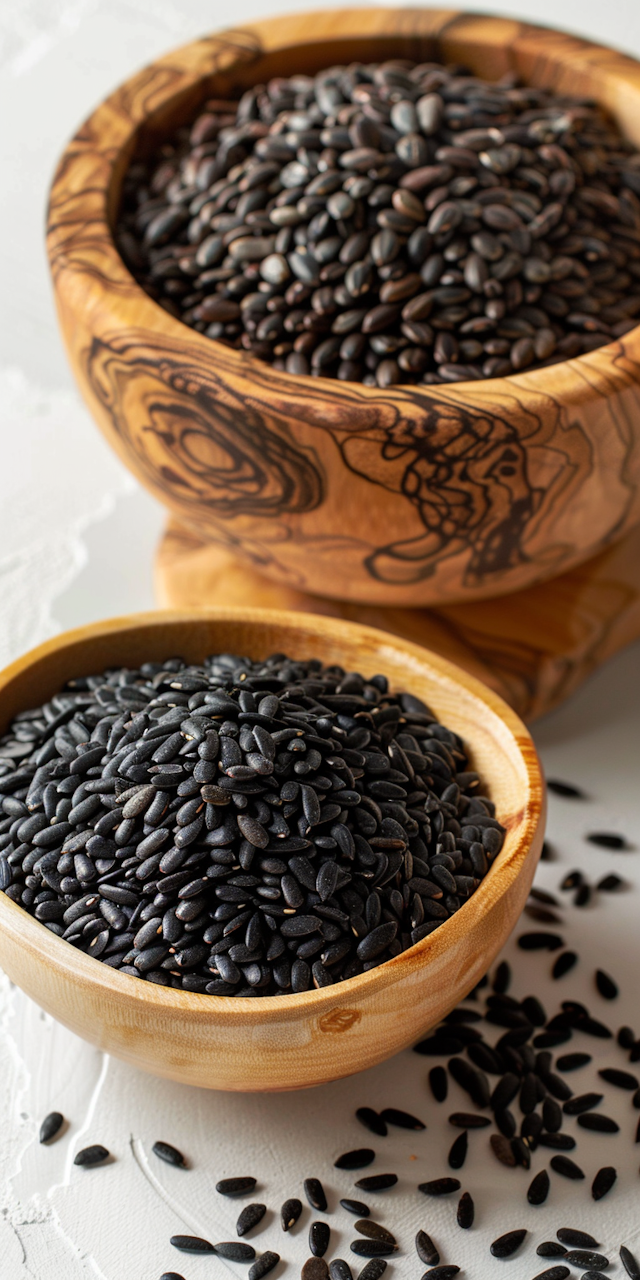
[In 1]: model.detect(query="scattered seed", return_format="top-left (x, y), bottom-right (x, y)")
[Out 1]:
top-left (379, 1108), bottom-right (424, 1130)
top-left (310, 1222), bottom-right (331, 1257)
top-left (491, 1229), bottom-right (527, 1258)
top-left (350, 1241), bottom-right (395, 1258)
top-left (577, 1113), bottom-right (619, 1133)
top-left (355, 1174), bottom-right (397, 1192)
top-left (356, 1109), bottom-right (387, 1138)
top-left (302, 1260), bottom-right (329, 1280)
top-left (152, 1141), bottom-right (187, 1168)
top-left (556, 1053), bottom-right (591, 1072)
top-left (518, 933), bottom-right (564, 951)
top-left (416, 1230), bottom-right (440, 1266)
top-left (281, 1197), bottom-right (302, 1230)
top-left (547, 781), bottom-right (586, 799)
top-left (527, 1170), bottom-right (550, 1205)
top-left (448, 1131), bottom-right (468, 1170)
top-left (328, 1263), bottom-right (353, 1280)
top-left (335, 1150), bottom-right (376, 1170)
top-left (550, 1155), bottom-right (584, 1180)
top-left (215, 1242), bottom-right (256, 1261)
top-left (420, 1268), bottom-right (459, 1279)
top-left (563, 1251), bottom-right (609, 1269)
top-left (429, 1067), bottom-right (448, 1103)
top-left (456, 1191), bottom-right (474, 1229)
top-left (599, 1067), bottom-right (638, 1089)
top-left (249, 1252), bottom-right (280, 1280)
top-left (218, 1177), bottom-right (257, 1198)
top-left (304, 1178), bottom-right (328, 1211)
top-left (595, 970), bottom-right (618, 1000)
top-left (537, 1243), bottom-right (567, 1257)
top-left (237, 1204), bottom-right (267, 1236)
top-left (74, 1144), bottom-right (110, 1167)
top-left (419, 1178), bottom-right (460, 1196)
top-left (39, 1112), bottom-right (64, 1144)
top-left (620, 1245), bottom-right (640, 1279)
top-left (341, 1200), bottom-right (369, 1217)
top-left (553, 952), bottom-right (578, 979)
top-left (531, 1269), bottom-right (570, 1280)
top-left (587, 832), bottom-right (628, 849)
top-left (170, 1236), bottom-right (215, 1254)
top-left (597, 874), bottom-right (625, 891)
top-left (592, 1166), bottom-right (617, 1200)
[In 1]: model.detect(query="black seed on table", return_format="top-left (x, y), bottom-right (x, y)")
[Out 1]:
top-left (354, 1221), bottom-right (395, 1246)
top-left (335, 1149), bottom-right (376, 1169)
top-left (449, 1112), bottom-right (490, 1129)
top-left (217, 1177), bottom-right (257, 1197)
top-left (546, 780), bottom-right (586, 798)
top-left (39, 1111), bottom-right (64, 1144)
top-left (557, 1228), bottom-right (596, 1257)
top-left (420, 1268), bottom-right (459, 1280)
top-left (429, 1066), bottom-right (448, 1102)
top-left (595, 969), bottom-right (618, 1000)
top-left (456, 1191), bottom-right (474, 1229)
top-left (599, 1067), bottom-right (638, 1089)
top-left (561, 872), bottom-right (583, 891)
top-left (328, 1263), bottom-right (353, 1280)
top-left (237, 1204), bottom-right (267, 1236)
top-left (556, 1053), bottom-right (591, 1072)
top-left (416, 1230), bottom-right (440, 1266)
top-left (448, 1131), bottom-right (468, 1170)
top-left (493, 960), bottom-right (511, 993)
top-left (527, 1169), bottom-right (550, 1205)
top-left (350, 1241), bottom-right (396, 1258)
top-left (491, 1229), bottom-right (527, 1258)
top-left (518, 932), bottom-right (564, 951)
top-left (635, 1115), bottom-right (640, 1142)
top-left (302, 1259), bottom-right (329, 1280)
top-left (550, 1155), bottom-right (584, 1180)
top-left (577, 1112), bottom-right (619, 1133)
top-left (577, 1016), bottom-right (612, 1039)
top-left (537, 1243), bottom-right (567, 1258)
top-left (152, 1141), bottom-right (187, 1168)
top-left (587, 832), bottom-right (628, 849)
top-left (74, 1144), bottom-right (110, 1167)
top-left (249, 1252), bottom-right (280, 1280)
top-left (538, 1135), bottom-right (575, 1152)
top-left (356, 1108), bottom-right (387, 1137)
top-left (341, 1199), bottom-right (370, 1217)
top-left (620, 1245), bottom-right (640, 1279)
top-left (552, 951), bottom-right (578, 979)
top-left (356, 1261), bottom-right (387, 1280)
top-left (581, 1272), bottom-right (612, 1280)
top-left (281, 1197), bottom-right (302, 1230)
top-left (419, 1178), bottom-right (460, 1196)
top-left (304, 1178), bottom-right (328, 1211)
top-left (215, 1242), bottom-right (256, 1261)
top-left (170, 1236), bottom-right (215, 1254)
top-left (591, 1166), bottom-right (617, 1200)
top-left (355, 1174), bottom-right (397, 1192)
top-left (563, 1092), bottom-right (602, 1115)
top-left (310, 1222), bottom-right (331, 1257)
top-left (563, 1252), bottom-right (609, 1270)
top-left (598, 874), bottom-right (625, 891)
top-left (160, 1273), bottom-right (186, 1280)
top-left (414, 1036), bottom-right (466, 1056)
top-left (531, 1269), bottom-right (570, 1280)
top-left (490, 1134), bottom-right (517, 1168)
top-left (379, 1107), bottom-right (424, 1130)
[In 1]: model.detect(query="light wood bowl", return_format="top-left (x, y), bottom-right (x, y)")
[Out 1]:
top-left (47, 9), bottom-right (640, 609)
top-left (0, 610), bottom-right (544, 1091)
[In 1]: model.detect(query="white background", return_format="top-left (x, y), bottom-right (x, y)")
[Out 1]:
top-left (1, 2), bottom-right (640, 1278)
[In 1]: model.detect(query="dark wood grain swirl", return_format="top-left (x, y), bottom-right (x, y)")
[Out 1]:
top-left (47, 9), bottom-right (640, 606)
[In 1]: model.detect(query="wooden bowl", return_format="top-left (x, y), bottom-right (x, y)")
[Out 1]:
top-left (47, 10), bottom-right (640, 609)
top-left (0, 609), bottom-right (544, 1091)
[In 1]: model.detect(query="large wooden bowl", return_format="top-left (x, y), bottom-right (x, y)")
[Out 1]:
top-left (47, 10), bottom-right (640, 609)
top-left (0, 610), bottom-right (544, 1090)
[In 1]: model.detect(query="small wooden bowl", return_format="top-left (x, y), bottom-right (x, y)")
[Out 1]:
top-left (47, 9), bottom-right (640, 609)
top-left (0, 609), bottom-right (544, 1090)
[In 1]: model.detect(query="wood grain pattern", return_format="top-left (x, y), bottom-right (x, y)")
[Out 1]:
top-left (156, 519), bottom-right (640, 722)
top-left (0, 610), bottom-right (544, 1091)
top-left (47, 10), bottom-right (640, 608)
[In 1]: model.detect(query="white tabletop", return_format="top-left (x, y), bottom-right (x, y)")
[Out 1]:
top-left (1, 3), bottom-right (640, 1277)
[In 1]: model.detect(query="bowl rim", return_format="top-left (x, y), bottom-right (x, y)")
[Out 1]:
top-left (46, 6), bottom-right (640, 402)
top-left (0, 606), bottom-right (545, 1023)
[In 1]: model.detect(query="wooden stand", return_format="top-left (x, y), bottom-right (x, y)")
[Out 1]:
top-left (156, 521), bottom-right (640, 722)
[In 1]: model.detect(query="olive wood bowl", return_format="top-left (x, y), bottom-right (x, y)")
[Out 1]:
top-left (0, 609), bottom-right (544, 1091)
top-left (47, 9), bottom-right (640, 609)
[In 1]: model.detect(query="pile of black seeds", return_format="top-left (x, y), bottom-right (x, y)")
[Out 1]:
top-left (0, 651), bottom-right (504, 994)
top-left (117, 60), bottom-right (640, 386)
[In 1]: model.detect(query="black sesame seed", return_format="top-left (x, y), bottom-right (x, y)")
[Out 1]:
top-left (340, 1200), bottom-right (369, 1217)
top-left (416, 1230), bottom-right (440, 1266)
top-left (355, 1261), bottom-right (387, 1280)
top-left (418, 1178), bottom-right (460, 1196)
top-left (420, 1268), bottom-right (459, 1280)
top-left (429, 1066), bottom-right (448, 1102)
top-left (302, 1260), bottom-right (329, 1280)
top-left (170, 1235), bottom-right (215, 1254)
top-left (491, 1229), bottom-right (527, 1258)
top-left (328, 1263), bottom-right (353, 1280)
top-left (527, 1169), bottom-right (550, 1205)
top-left (281, 1197), bottom-right (302, 1230)
top-left (248, 1252), bottom-right (280, 1280)
top-left (546, 780), bottom-right (586, 798)
top-left (448, 1131), bottom-right (468, 1170)
top-left (456, 1191), bottom-right (474, 1229)
top-left (518, 932), bottom-right (564, 951)
top-left (353, 1221), bottom-right (395, 1246)
top-left (552, 951), bottom-right (578, 979)
top-left (595, 969), bottom-right (618, 1000)
top-left (620, 1245), bottom-right (640, 1279)
top-left (310, 1222), bottom-right (331, 1257)
top-left (354, 1174), bottom-right (397, 1192)
top-left (214, 1242), bottom-right (256, 1261)
top-left (237, 1204), bottom-right (267, 1236)
top-left (586, 832), bottom-right (628, 849)
top-left (549, 1155), bottom-right (584, 1180)
top-left (531, 1269), bottom-right (570, 1280)
top-left (556, 1230), bottom-right (599, 1250)
top-left (537, 1243), bottom-right (567, 1258)
top-left (577, 1112), bottom-right (619, 1133)
top-left (448, 1112), bottom-right (490, 1129)
top-left (591, 1166), bottom-right (617, 1200)
top-left (355, 1108), bottom-right (387, 1137)
top-left (152, 1140), bottom-right (187, 1168)
top-left (39, 1111), bottom-right (64, 1144)
top-left (599, 1066), bottom-right (638, 1089)
top-left (379, 1107), bottom-right (424, 1130)
top-left (304, 1178), bottom-right (328, 1211)
top-left (74, 1144), bottom-right (110, 1167)
top-left (350, 1241), bottom-right (395, 1258)
top-left (563, 1251), bottom-right (609, 1270)
top-left (335, 1149), bottom-right (376, 1169)
top-left (217, 1177), bottom-right (257, 1197)
top-left (556, 1053), bottom-right (591, 1072)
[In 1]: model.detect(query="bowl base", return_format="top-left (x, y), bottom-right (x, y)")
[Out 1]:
top-left (155, 518), bottom-right (640, 722)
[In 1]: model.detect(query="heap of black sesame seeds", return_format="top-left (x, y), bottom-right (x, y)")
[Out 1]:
top-left (0, 651), bottom-right (504, 995)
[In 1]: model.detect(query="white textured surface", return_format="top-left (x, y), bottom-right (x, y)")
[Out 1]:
top-left (1, 2), bottom-right (640, 1277)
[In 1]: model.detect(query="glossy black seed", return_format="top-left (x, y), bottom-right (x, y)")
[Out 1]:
top-left (416, 1230), bottom-right (440, 1266)
top-left (527, 1169), bottom-right (550, 1205)
top-left (537, 1243), bottom-right (567, 1258)
top-left (586, 831), bottom-right (627, 849)
top-left (249, 1252), bottom-right (280, 1280)
top-left (420, 1268), bottom-right (459, 1280)
top-left (599, 1067), bottom-right (638, 1089)
top-left (353, 1221), bottom-right (395, 1246)
top-left (170, 1235), bottom-right (215, 1254)
top-left (310, 1221), bottom-right (331, 1257)
top-left (556, 1229), bottom-right (599, 1249)
top-left (335, 1149), bottom-right (376, 1169)
top-left (152, 1141), bottom-right (187, 1168)
top-left (356, 1108), bottom-right (387, 1137)
top-left (356, 1262), bottom-right (387, 1280)
top-left (419, 1178), bottom-right (460, 1196)
top-left (556, 1053), bottom-right (591, 1072)
top-left (532, 1269), bottom-right (570, 1280)
top-left (595, 969), bottom-right (618, 1000)
top-left (215, 1242), bottom-right (256, 1261)
top-left (553, 952), bottom-right (578, 979)
top-left (74, 1144), bottom-right (110, 1167)
top-left (592, 1166), bottom-right (617, 1200)
top-left (518, 932), bottom-right (564, 951)
top-left (217, 1177), bottom-right (257, 1197)
top-left (328, 1263), bottom-right (353, 1280)
top-left (456, 1191), bottom-right (474, 1229)
top-left (355, 1174), bottom-right (397, 1191)
top-left (429, 1066), bottom-right (448, 1102)
top-left (380, 1107), bottom-right (424, 1130)
top-left (350, 1241), bottom-right (395, 1258)
top-left (550, 1155), bottom-right (584, 1179)
top-left (237, 1204), bottom-right (267, 1236)
top-left (448, 1131), bottom-right (468, 1170)
top-left (304, 1178), bottom-right (328, 1211)
top-left (564, 1251), bottom-right (609, 1269)
top-left (546, 780), bottom-right (585, 798)
top-left (341, 1199), bottom-right (369, 1217)
top-left (620, 1245), bottom-right (640, 1279)
top-left (563, 1092), bottom-right (602, 1115)
top-left (577, 1112), bottom-right (619, 1133)
top-left (281, 1197), bottom-right (303, 1230)
top-left (491, 1229), bottom-right (527, 1258)
top-left (39, 1111), bottom-right (64, 1144)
